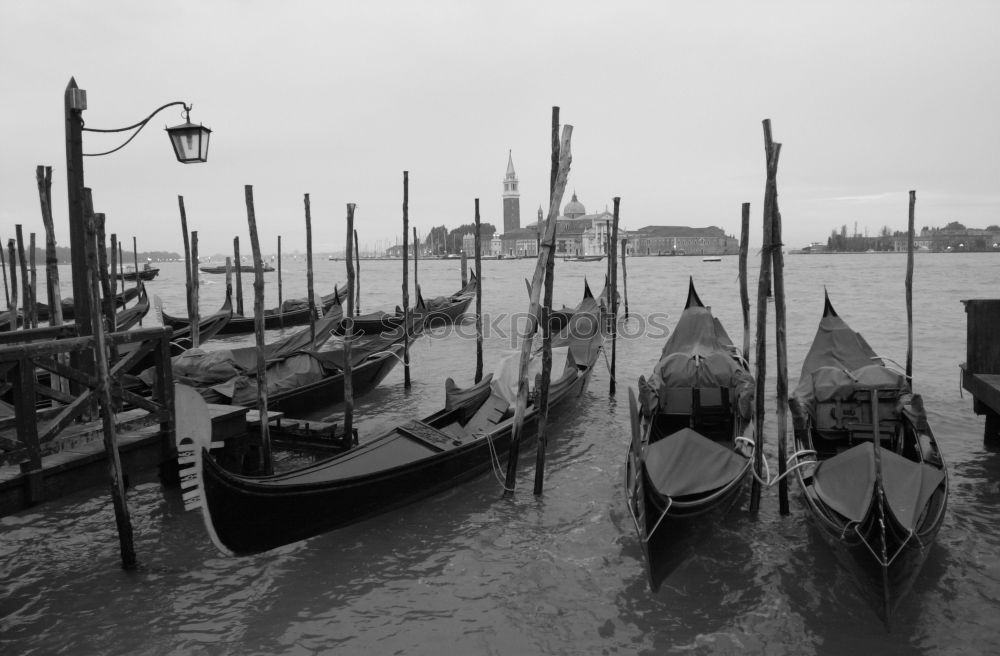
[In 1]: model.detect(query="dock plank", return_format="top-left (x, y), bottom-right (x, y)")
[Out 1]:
top-left (961, 367), bottom-right (1000, 413)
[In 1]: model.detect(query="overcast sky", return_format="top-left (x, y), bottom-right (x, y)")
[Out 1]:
top-left (1, 1), bottom-right (997, 256)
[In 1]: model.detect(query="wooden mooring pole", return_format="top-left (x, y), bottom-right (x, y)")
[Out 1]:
top-left (620, 237), bottom-right (629, 320)
top-left (38, 165), bottom-right (63, 328)
top-left (474, 198), bottom-right (483, 384)
top-left (132, 236), bottom-right (139, 292)
top-left (763, 119), bottom-right (789, 515)
top-left (15, 226), bottom-right (34, 329)
top-left (460, 249), bottom-right (468, 287)
top-left (505, 122), bottom-right (573, 497)
top-left (354, 228), bottom-right (361, 315)
top-left (277, 235), bottom-right (284, 330)
top-left (304, 193), bottom-right (316, 340)
top-left (413, 227), bottom-right (420, 294)
top-left (402, 172), bottom-right (412, 389)
top-left (533, 105), bottom-right (561, 496)
top-left (245, 185), bottom-right (272, 474)
top-left (191, 230), bottom-right (200, 347)
top-left (6, 239), bottom-right (17, 328)
top-left (84, 204), bottom-right (137, 569)
top-left (29, 233), bottom-right (38, 328)
top-left (609, 197), bottom-right (620, 396)
top-left (234, 236), bottom-right (244, 316)
top-left (739, 202), bottom-right (751, 360)
top-left (750, 153), bottom-right (774, 514)
top-left (906, 190), bottom-right (915, 381)
top-left (1, 233), bottom-right (9, 311)
top-left (344, 203), bottom-right (357, 441)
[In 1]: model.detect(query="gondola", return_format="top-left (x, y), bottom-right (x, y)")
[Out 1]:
top-left (161, 286), bottom-right (344, 336)
top-left (116, 264), bottom-right (159, 281)
top-left (561, 254), bottom-right (604, 262)
top-left (625, 278), bottom-right (755, 591)
top-left (338, 275), bottom-right (477, 336)
top-left (113, 282), bottom-right (150, 331)
top-left (180, 280), bottom-right (606, 555)
top-left (199, 264), bottom-right (274, 274)
top-left (788, 292), bottom-right (947, 624)
top-left (5, 285), bottom-right (149, 331)
top-left (35, 286), bottom-right (140, 323)
top-left (170, 316), bottom-right (414, 417)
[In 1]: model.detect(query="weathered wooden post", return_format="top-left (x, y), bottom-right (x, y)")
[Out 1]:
top-left (234, 236), bottom-right (244, 316)
top-left (0, 234), bottom-right (9, 310)
top-left (178, 196), bottom-right (198, 347)
top-left (38, 165), bottom-right (63, 328)
top-left (29, 233), bottom-right (38, 329)
top-left (413, 227), bottom-right (420, 293)
top-left (906, 190), bottom-right (915, 380)
top-left (505, 122), bottom-right (572, 496)
top-left (344, 203), bottom-right (357, 442)
top-left (84, 207), bottom-right (137, 569)
top-left (225, 257), bottom-right (233, 309)
top-left (750, 151), bottom-right (774, 515)
top-left (620, 237), bottom-right (629, 320)
top-left (609, 197), bottom-right (621, 396)
top-left (6, 239), bottom-right (17, 328)
top-left (739, 202), bottom-right (751, 360)
top-left (15, 226), bottom-right (34, 329)
top-left (191, 230), bottom-right (200, 347)
top-left (93, 216), bottom-right (115, 334)
top-left (245, 185), bottom-right (272, 474)
top-left (474, 198), bottom-right (484, 384)
top-left (354, 229), bottom-right (361, 315)
top-left (533, 105), bottom-right (561, 496)
top-left (763, 119), bottom-right (789, 515)
top-left (132, 236), bottom-right (139, 292)
top-left (402, 172), bottom-right (412, 388)
top-left (109, 233), bottom-right (117, 313)
top-left (461, 249), bottom-right (468, 287)
top-left (277, 235), bottom-right (284, 330)
top-left (304, 194), bottom-right (317, 340)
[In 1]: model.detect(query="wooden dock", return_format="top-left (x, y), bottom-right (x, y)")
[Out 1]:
top-left (0, 403), bottom-right (249, 517)
top-left (960, 298), bottom-right (1000, 443)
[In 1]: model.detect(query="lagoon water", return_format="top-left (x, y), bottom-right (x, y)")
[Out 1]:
top-left (3, 253), bottom-right (1000, 655)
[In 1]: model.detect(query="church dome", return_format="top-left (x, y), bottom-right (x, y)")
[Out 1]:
top-left (563, 192), bottom-right (586, 218)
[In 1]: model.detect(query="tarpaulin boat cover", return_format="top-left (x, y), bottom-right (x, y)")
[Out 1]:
top-left (491, 347), bottom-right (570, 407)
top-left (643, 427), bottom-right (748, 498)
top-left (639, 304), bottom-right (754, 418)
top-left (790, 308), bottom-right (911, 423)
top-left (813, 442), bottom-right (945, 530)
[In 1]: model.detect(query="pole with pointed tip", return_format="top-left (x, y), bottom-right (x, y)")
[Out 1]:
top-left (304, 194), bottom-right (316, 341)
top-left (906, 191), bottom-right (916, 381)
top-left (245, 185), bottom-right (272, 474)
top-left (474, 198), bottom-right (484, 384)
top-left (344, 203), bottom-right (357, 443)
top-left (402, 172), bottom-right (411, 388)
top-left (504, 123), bottom-right (573, 497)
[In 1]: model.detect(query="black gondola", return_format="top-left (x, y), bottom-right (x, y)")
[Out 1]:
top-left (35, 286), bottom-right (141, 323)
top-left (180, 281), bottom-right (606, 555)
top-left (788, 292), bottom-right (948, 624)
top-left (337, 275), bottom-right (477, 336)
top-left (625, 278), bottom-right (755, 591)
top-left (160, 287), bottom-right (344, 336)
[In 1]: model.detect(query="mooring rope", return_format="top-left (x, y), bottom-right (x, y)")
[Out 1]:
top-left (478, 431), bottom-right (515, 492)
top-left (740, 439), bottom-right (817, 488)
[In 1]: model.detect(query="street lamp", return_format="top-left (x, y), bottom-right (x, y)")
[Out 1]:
top-left (165, 107), bottom-right (212, 163)
top-left (65, 77), bottom-right (210, 334)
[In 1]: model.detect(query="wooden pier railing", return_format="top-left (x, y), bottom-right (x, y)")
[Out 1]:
top-left (961, 298), bottom-right (1000, 444)
top-left (0, 324), bottom-right (176, 500)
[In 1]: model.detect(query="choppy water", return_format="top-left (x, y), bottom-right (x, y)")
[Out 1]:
top-left (3, 253), bottom-right (1000, 655)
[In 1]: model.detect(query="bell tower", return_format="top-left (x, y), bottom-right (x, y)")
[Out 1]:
top-left (502, 150), bottom-right (520, 233)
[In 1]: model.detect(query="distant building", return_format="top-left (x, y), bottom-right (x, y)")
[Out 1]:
top-left (501, 193), bottom-right (625, 257)
top-left (630, 225), bottom-right (739, 256)
top-left (502, 151), bottom-right (520, 234)
top-left (891, 226), bottom-right (1000, 252)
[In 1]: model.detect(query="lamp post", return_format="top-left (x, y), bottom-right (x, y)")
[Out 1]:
top-left (62, 77), bottom-right (210, 570)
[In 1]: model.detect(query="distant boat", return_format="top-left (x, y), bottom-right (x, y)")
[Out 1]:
top-left (702, 257), bottom-right (722, 262)
top-left (199, 264), bottom-right (274, 274)
top-left (116, 264), bottom-right (159, 281)
top-left (562, 255), bottom-right (605, 262)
